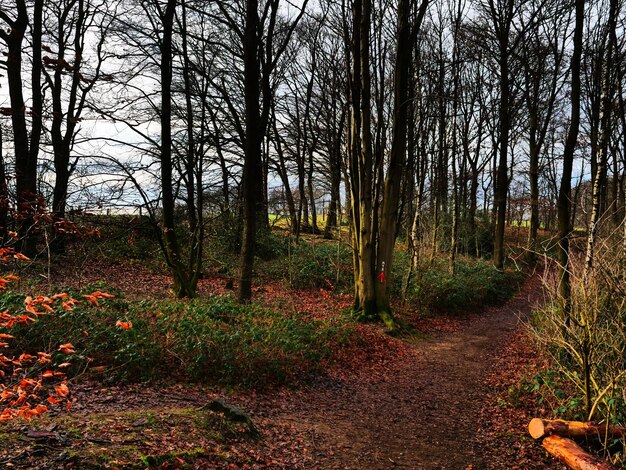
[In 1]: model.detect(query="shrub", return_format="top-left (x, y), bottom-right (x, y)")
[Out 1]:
top-left (87, 215), bottom-right (160, 262)
top-left (255, 229), bottom-right (290, 261)
top-left (205, 213), bottom-right (243, 256)
top-left (530, 240), bottom-right (626, 427)
top-left (281, 241), bottom-right (353, 290)
top-left (205, 214), bottom-right (289, 261)
top-left (407, 257), bottom-right (523, 312)
top-left (0, 249), bottom-right (112, 421)
top-left (154, 296), bottom-right (354, 384)
top-left (13, 291), bottom-right (355, 386)
top-left (10, 287), bottom-right (159, 382)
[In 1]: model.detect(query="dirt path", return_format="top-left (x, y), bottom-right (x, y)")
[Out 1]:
top-left (244, 277), bottom-right (543, 469)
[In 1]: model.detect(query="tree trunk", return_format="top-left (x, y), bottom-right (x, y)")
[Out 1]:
top-left (160, 0), bottom-right (195, 298)
top-left (2, 0), bottom-right (38, 256)
top-left (0, 127), bottom-right (7, 242)
top-left (307, 151), bottom-right (318, 233)
top-left (373, 0), bottom-right (413, 327)
top-left (584, 0), bottom-right (617, 279)
top-left (271, 113), bottom-right (298, 226)
top-left (180, 0), bottom-right (202, 289)
top-left (527, 120), bottom-right (540, 264)
top-left (323, 107), bottom-right (344, 239)
top-left (493, 46), bottom-right (510, 270)
top-left (557, 0), bottom-right (584, 324)
top-left (611, 148), bottom-right (620, 227)
top-left (238, 0), bottom-right (263, 302)
top-left (50, 0), bottom-right (87, 224)
top-left (448, 10), bottom-right (461, 274)
top-left (355, 0), bottom-right (376, 320)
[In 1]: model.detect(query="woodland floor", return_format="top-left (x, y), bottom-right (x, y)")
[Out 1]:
top-left (0, 260), bottom-right (564, 469)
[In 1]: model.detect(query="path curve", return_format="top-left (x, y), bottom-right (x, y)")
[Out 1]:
top-left (249, 277), bottom-right (542, 469)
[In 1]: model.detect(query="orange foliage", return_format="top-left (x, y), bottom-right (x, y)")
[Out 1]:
top-left (58, 343), bottom-right (76, 355)
top-left (54, 382), bottom-right (70, 397)
top-left (46, 396), bottom-right (62, 405)
top-left (0, 247), bottom-right (114, 421)
top-left (82, 290), bottom-right (115, 307)
top-left (0, 205), bottom-right (110, 421)
top-left (115, 320), bottom-right (132, 330)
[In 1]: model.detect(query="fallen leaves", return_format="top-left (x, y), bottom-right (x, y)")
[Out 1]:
top-left (476, 328), bottom-right (559, 469)
top-left (13, 253), bottom-right (30, 262)
top-left (37, 352), bottom-right (51, 364)
top-left (0, 246), bottom-right (554, 468)
top-left (47, 396), bottom-right (63, 405)
top-left (62, 298), bottom-right (80, 311)
top-left (54, 382), bottom-right (70, 398)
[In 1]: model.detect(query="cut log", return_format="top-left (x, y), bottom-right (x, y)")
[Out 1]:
top-left (542, 435), bottom-right (615, 470)
top-left (529, 418), bottom-right (626, 440)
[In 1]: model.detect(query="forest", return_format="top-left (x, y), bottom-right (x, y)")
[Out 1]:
top-left (0, 0), bottom-right (625, 467)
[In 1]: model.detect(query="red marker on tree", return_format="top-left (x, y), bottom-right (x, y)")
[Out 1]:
top-left (378, 261), bottom-right (386, 283)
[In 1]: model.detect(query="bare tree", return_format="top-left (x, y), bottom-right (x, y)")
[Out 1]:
top-left (0, 0), bottom-right (43, 255)
top-left (557, 0), bottom-right (584, 322)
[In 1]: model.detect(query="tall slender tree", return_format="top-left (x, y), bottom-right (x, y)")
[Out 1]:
top-left (557, 0), bottom-right (584, 323)
top-left (584, 0), bottom-right (618, 277)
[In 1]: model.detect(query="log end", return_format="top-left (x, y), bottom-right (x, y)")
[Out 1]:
top-left (528, 418), bottom-right (546, 439)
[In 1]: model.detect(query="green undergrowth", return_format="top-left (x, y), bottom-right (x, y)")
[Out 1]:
top-left (261, 239), bottom-right (523, 316)
top-left (403, 256), bottom-right (524, 313)
top-left (510, 369), bottom-right (586, 419)
top-left (4, 288), bottom-right (355, 386)
top-left (263, 240), bottom-right (353, 290)
top-left (66, 215), bottom-right (522, 316)
top-left (262, 240), bottom-right (523, 315)
top-left (74, 214), bottom-right (161, 265)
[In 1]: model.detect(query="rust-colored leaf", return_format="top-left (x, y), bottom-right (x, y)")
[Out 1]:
top-left (47, 396), bottom-right (62, 405)
top-left (54, 382), bottom-right (70, 398)
top-left (115, 320), bottom-right (133, 330)
top-left (82, 294), bottom-right (98, 306)
top-left (58, 343), bottom-right (76, 355)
